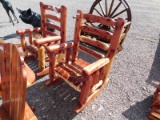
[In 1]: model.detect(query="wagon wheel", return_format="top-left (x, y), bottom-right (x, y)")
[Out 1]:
top-left (88, 0), bottom-right (132, 52)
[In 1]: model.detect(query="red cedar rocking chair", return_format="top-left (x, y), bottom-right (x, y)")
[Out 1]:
top-left (44, 10), bottom-right (125, 112)
top-left (0, 43), bottom-right (37, 120)
top-left (16, 2), bottom-right (67, 76)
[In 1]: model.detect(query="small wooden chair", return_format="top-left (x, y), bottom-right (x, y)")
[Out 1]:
top-left (0, 43), bottom-right (37, 120)
top-left (16, 2), bottom-right (67, 76)
top-left (45, 10), bottom-right (125, 112)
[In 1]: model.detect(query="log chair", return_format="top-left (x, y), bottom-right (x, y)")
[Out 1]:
top-left (16, 2), bottom-right (67, 76)
top-left (45, 10), bottom-right (125, 113)
top-left (0, 43), bottom-right (37, 120)
top-left (149, 85), bottom-right (160, 120)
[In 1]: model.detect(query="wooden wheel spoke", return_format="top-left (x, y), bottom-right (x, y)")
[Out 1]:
top-left (98, 24), bottom-right (103, 27)
top-left (108, 0), bottom-right (115, 16)
top-left (99, 2), bottom-right (106, 16)
top-left (111, 26), bottom-right (115, 29)
top-left (112, 9), bottom-right (127, 18)
top-left (94, 8), bottom-right (104, 16)
top-left (110, 2), bottom-right (122, 17)
top-left (105, 0), bottom-right (108, 16)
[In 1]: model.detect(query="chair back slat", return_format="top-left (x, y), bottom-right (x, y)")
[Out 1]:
top-left (40, 2), bottom-right (67, 41)
top-left (45, 14), bottom-right (60, 22)
top-left (45, 22), bottom-right (60, 31)
top-left (80, 35), bottom-right (109, 51)
top-left (1, 43), bottom-right (27, 120)
top-left (81, 25), bottom-right (113, 41)
top-left (44, 30), bottom-right (58, 36)
top-left (42, 4), bottom-right (61, 12)
top-left (83, 14), bottom-right (116, 27)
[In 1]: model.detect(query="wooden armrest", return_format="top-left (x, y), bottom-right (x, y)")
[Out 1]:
top-left (34, 36), bottom-right (61, 46)
top-left (45, 42), bottom-right (74, 53)
top-left (83, 58), bottom-right (110, 75)
top-left (16, 27), bottom-right (41, 35)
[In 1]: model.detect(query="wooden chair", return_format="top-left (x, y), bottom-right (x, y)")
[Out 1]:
top-left (0, 41), bottom-right (36, 95)
top-left (16, 2), bottom-right (67, 76)
top-left (0, 43), bottom-right (37, 120)
top-left (149, 85), bottom-right (160, 120)
top-left (45, 10), bottom-right (125, 113)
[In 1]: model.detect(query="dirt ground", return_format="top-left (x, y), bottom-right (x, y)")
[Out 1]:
top-left (0, 0), bottom-right (160, 120)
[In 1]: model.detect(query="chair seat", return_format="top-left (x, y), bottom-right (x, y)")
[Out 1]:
top-left (26, 45), bottom-right (38, 58)
top-left (55, 59), bottom-right (89, 90)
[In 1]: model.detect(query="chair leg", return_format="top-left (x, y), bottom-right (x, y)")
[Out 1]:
top-left (45, 53), bottom-right (59, 86)
top-left (36, 67), bottom-right (49, 76)
top-left (38, 46), bottom-right (45, 70)
top-left (45, 77), bottom-right (63, 86)
top-left (75, 78), bottom-right (109, 113)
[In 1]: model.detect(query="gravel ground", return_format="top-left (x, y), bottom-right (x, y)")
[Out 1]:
top-left (0, 0), bottom-right (160, 120)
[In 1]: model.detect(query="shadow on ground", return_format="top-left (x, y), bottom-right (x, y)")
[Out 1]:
top-left (25, 60), bottom-right (78, 120)
top-left (146, 35), bottom-right (160, 87)
top-left (122, 96), bottom-right (152, 120)
top-left (0, 33), bottom-right (18, 40)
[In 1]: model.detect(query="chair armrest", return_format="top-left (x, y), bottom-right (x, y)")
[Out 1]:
top-left (34, 36), bottom-right (61, 46)
top-left (16, 27), bottom-right (41, 35)
top-left (45, 42), bottom-right (74, 53)
top-left (83, 58), bottom-right (110, 75)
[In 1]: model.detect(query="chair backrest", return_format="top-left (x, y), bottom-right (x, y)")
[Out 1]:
top-left (40, 2), bottom-right (67, 43)
top-left (72, 10), bottom-right (125, 63)
top-left (0, 43), bottom-right (27, 120)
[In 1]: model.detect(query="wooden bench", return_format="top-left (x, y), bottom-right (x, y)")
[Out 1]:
top-left (0, 43), bottom-right (37, 120)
